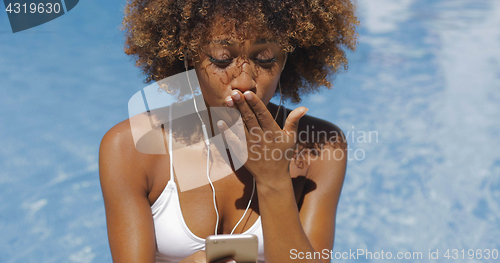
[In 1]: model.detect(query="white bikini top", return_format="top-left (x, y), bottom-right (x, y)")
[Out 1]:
top-left (152, 104), bottom-right (287, 262)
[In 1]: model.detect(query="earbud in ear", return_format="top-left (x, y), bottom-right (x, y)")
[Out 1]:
top-left (184, 55), bottom-right (189, 70)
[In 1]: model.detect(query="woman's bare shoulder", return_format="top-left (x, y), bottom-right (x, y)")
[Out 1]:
top-left (100, 118), bottom-right (136, 156)
top-left (99, 118), bottom-right (165, 193)
top-left (300, 114), bottom-right (344, 134)
top-left (288, 111), bottom-right (347, 184)
top-left (292, 110), bottom-right (346, 147)
top-left (99, 119), bottom-right (153, 184)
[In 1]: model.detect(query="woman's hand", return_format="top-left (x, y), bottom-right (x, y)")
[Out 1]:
top-left (218, 90), bottom-right (308, 185)
top-left (178, 250), bottom-right (236, 263)
top-left (178, 250), bottom-right (206, 263)
top-left (212, 258), bottom-right (237, 263)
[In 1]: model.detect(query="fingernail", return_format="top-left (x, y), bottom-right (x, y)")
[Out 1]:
top-left (301, 108), bottom-right (309, 117)
top-left (243, 91), bottom-right (252, 100)
top-left (231, 90), bottom-right (241, 100)
top-left (226, 96), bottom-right (234, 107)
top-left (217, 120), bottom-right (224, 129)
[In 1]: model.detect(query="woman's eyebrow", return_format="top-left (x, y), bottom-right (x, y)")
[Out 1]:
top-left (210, 38), bottom-right (237, 46)
top-left (253, 38), bottom-right (270, 45)
top-left (209, 38), bottom-right (274, 46)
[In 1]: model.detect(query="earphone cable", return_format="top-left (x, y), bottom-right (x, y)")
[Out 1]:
top-left (230, 177), bottom-right (255, 234)
top-left (183, 56), bottom-right (262, 236)
top-left (274, 81), bottom-right (282, 122)
top-left (205, 146), bottom-right (220, 235)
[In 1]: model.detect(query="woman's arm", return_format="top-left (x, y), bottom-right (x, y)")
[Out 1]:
top-left (256, 144), bottom-right (346, 263)
top-left (297, 143), bottom-right (347, 261)
top-left (221, 90), bottom-right (347, 263)
top-left (100, 121), bottom-right (233, 263)
top-left (99, 121), bottom-right (156, 263)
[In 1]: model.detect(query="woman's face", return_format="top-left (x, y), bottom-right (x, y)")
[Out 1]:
top-left (193, 36), bottom-right (287, 109)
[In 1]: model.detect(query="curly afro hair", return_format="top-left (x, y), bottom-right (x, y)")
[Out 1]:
top-left (122, 0), bottom-right (358, 103)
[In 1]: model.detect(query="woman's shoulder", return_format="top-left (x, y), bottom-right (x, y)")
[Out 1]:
top-left (100, 118), bottom-right (136, 154)
top-left (299, 113), bottom-right (344, 134)
top-left (99, 118), bottom-right (157, 178)
top-left (271, 103), bottom-right (345, 143)
top-left (290, 109), bottom-right (346, 148)
top-left (99, 118), bottom-right (162, 196)
top-left (286, 109), bottom-right (348, 183)
top-left (100, 113), bottom-right (169, 157)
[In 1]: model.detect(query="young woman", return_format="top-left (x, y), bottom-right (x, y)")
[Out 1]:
top-left (99, 0), bottom-right (358, 262)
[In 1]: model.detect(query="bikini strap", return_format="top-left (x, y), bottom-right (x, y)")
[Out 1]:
top-left (168, 104), bottom-right (175, 183)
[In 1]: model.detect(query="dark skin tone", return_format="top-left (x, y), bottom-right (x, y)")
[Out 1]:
top-left (99, 36), bottom-right (347, 263)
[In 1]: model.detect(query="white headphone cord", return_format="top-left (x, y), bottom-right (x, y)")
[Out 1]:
top-left (185, 58), bottom-right (209, 147)
top-left (205, 146), bottom-right (220, 235)
top-left (185, 58), bottom-right (217, 235)
top-left (184, 57), bottom-right (256, 236)
top-left (274, 81), bottom-right (282, 122)
top-left (230, 177), bottom-right (255, 234)
top-left (205, 144), bottom-right (256, 235)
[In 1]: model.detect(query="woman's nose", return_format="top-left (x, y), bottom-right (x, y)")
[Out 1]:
top-left (229, 62), bottom-right (256, 93)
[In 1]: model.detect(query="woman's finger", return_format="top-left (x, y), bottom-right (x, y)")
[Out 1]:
top-left (217, 120), bottom-right (249, 167)
top-left (230, 90), bottom-right (262, 135)
top-left (210, 257), bottom-right (236, 263)
top-left (243, 90), bottom-right (281, 133)
top-left (283, 106), bottom-right (308, 138)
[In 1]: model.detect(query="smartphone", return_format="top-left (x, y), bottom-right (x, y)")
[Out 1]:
top-left (205, 234), bottom-right (258, 263)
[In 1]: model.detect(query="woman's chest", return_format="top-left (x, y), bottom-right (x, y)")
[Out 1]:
top-left (153, 173), bottom-right (309, 238)
top-left (147, 143), bottom-right (311, 238)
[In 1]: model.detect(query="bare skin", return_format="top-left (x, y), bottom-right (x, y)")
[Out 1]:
top-left (99, 37), bottom-right (347, 263)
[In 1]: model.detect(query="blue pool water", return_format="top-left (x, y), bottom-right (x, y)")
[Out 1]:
top-left (1, 0), bottom-right (499, 262)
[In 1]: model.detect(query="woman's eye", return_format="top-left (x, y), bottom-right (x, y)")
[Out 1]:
top-left (207, 54), bottom-right (277, 68)
top-left (209, 56), bottom-right (232, 65)
top-left (255, 57), bottom-right (277, 64)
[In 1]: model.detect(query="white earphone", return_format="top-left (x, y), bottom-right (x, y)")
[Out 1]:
top-left (183, 55), bottom-right (255, 235)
